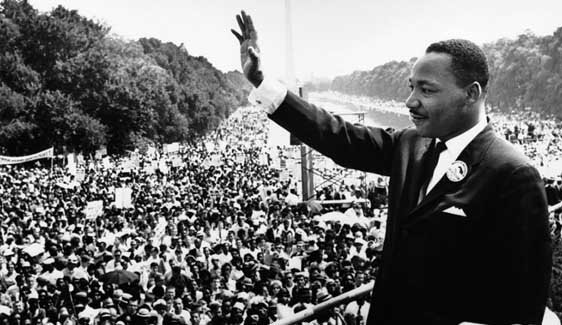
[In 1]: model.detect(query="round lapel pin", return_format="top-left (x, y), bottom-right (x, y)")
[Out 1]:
top-left (446, 160), bottom-right (468, 182)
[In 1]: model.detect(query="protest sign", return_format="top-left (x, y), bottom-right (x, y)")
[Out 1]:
top-left (67, 154), bottom-right (77, 175)
top-left (270, 156), bottom-right (281, 170)
top-left (84, 200), bottom-right (103, 219)
top-left (210, 154), bottom-right (222, 167)
top-left (158, 160), bottom-right (168, 174)
top-left (258, 153), bottom-right (268, 166)
top-left (236, 153), bottom-right (245, 164)
top-left (102, 157), bottom-right (111, 169)
top-left (94, 147), bottom-right (107, 159)
top-left (75, 168), bottom-right (86, 183)
top-left (146, 146), bottom-right (157, 158)
top-left (164, 142), bottom-right (180, 154)
top-left (114, 188), bottom-right (133, 209)
top-left (171, 156), bottom-right (183, 168)
top-left (205, 141), bottom-right (215, 152)
top-left (279, 170), bottom-right (290, 182)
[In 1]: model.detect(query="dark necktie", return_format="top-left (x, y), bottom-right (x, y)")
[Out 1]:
top-left (418, 140), bottom-right (447, 203)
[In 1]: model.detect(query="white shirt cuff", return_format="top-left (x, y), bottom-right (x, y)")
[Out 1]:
top-left (248, 78), bottom-right (288, 114)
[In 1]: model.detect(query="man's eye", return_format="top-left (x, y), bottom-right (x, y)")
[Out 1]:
top-left (422, 88), bottom-right (435, 94)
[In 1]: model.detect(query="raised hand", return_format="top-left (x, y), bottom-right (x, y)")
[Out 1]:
top-left (231, 10), bottom-right (264, 88)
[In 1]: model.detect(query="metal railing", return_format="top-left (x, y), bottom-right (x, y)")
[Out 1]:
top-left (271, 201), bottom-right (561, 325)
top-left (272, 281), bottom-right (374, 325)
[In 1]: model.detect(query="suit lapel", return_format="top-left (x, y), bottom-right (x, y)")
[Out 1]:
top-left (399, 137), bottom-right (434, 217)
top-left (407, 124), bottom-right (496, 219)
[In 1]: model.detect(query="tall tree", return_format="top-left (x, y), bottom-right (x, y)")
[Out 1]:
top-left (0, 1), bottom-right (248, 155)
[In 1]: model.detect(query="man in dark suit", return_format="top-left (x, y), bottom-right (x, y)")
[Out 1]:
top-left (232, 11), bottom-right (551, 325)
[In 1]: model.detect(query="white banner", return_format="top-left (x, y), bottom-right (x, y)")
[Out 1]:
top-left (0, 148), bottom-right (53, 165)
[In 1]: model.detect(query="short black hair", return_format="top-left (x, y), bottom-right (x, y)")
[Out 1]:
top-left (426, 39), bottom-right (489, 91)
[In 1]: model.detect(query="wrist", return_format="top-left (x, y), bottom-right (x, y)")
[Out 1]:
top-left (251, 72), bottom-right (264, 88)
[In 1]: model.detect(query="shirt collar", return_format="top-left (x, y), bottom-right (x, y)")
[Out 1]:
top-left (439, 116), bottom-right (487, 160)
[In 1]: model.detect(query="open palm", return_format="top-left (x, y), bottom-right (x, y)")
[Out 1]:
top-left (231, 11), bottom-right (263, 88)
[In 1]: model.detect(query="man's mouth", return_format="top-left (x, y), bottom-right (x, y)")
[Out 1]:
top-left (409, 112), bottom-right (427, 121)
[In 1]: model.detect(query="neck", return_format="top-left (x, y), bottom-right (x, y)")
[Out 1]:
top-left (440, 106), bottom-right (486, 142)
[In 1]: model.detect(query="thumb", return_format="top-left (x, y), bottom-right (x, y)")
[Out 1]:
top-left (248, 46), bottom-right (259, 63)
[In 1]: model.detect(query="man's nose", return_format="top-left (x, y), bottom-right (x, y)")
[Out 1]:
top-left (405, 92), bottom-right (420, 109)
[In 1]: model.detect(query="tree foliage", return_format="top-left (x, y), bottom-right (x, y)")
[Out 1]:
top-left (324, 29), bottom-right (562, 118)
top-left (0, 0), bottom-right (249, 155)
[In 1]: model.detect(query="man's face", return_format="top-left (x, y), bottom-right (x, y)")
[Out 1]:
top-left (166, 288), bottom-right (176, 299)
top-left (173, 299), bottom-right (183, 313)
top-left (211, 278), bottom-right (221, 289)
top-left (406, 52), bottom-right (473, 140)
top-left (192, 312), bottom-right (201, 325)
top-left (127, 300), bottom-right (138, 313)
top-left (271, 284), bottom-right (281, 295)
top-left (296, 275), bottom-right (305, 287)
top-left (222, 301), bottom-right (232, 314)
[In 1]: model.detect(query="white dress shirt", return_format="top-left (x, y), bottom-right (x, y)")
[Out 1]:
top-left (248, 78), bottom-right (288, 114)
top-left (426, 117), bottom-right (487, 194)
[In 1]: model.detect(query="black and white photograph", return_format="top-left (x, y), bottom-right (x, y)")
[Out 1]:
top-left (1, 0), bottom-right (562, 324)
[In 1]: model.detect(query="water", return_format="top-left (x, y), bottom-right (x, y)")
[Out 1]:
top-left (309, 92), bottom-right (412, 129)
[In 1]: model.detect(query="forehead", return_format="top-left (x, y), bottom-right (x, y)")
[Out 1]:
top-left (410, 52), bottom-right (457, 86)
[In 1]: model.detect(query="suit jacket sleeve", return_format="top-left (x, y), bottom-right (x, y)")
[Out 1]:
top-left (269, 91), bottom-right (399, 176)
top-left (490, 163), bottom-right (552, 324)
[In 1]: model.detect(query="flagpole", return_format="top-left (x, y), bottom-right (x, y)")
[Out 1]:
top-left (49, 152), bottom-right (54, 196)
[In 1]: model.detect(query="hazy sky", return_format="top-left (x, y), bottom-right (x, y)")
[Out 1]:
top-left (29, 0), bottom-right (562, 81)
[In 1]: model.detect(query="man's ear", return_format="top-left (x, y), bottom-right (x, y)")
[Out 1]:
top-left (466, 82), bottom-right (482, 103)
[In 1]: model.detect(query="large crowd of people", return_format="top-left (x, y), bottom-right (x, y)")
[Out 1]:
top-left (0, 105), bottom-right (560, 325)
top-left (491, 111), bottom-right (562, 175)
top-left (0, 107), bottom-right (386, 325)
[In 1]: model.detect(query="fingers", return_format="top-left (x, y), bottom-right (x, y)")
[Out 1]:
top-left (246, 13), bottom-right (257, 40)
top-left (241, 10), bottom-right (250, 34)
top-left (234, 10), bottom-right (257, 41)
top-left (231, 29), bottom-right (243, 44)
top-left (236, 14), bottom-right (245, 37)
